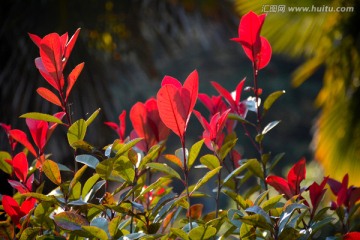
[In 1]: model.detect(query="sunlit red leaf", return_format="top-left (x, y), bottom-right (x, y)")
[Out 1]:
top-left (266, 175), bottom-right (292, 199)
top-left (37, 87), bottom-right (62, 107)
top-left (2, 195), bottom-right (22, 226)
top-left (157, 70), bottom-right (198, 141)
top-left (63, 28), bottom-right (81, 68)
top-left (26, 119), bottom-right (48, 151)
top-left (287, 158), bottom-right (306, 195)
top-left (35, 57), bottom-right (60, 91)
top-left (12, 152), bottom-right (28, 182)
top-left (40, 33), bottom-right (63, 79)
top-left (66, 62), bottom-right (84, 100)
top-left (211, 81), bottom-right (235, 109)
top-left (20, 197), bottom-right (37, 215)
top-left (9, 129), bottom-right (37, 157)
top-left (162, 210), bottom-right (175, 229)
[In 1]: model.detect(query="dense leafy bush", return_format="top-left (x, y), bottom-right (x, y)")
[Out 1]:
top-left (0, 11), bottom-right (360, 240)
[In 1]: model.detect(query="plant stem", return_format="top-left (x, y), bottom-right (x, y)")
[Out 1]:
top-left (215, 159), bottom-right (222, 218)
top-left (182, 138), bottom-right (193, 230)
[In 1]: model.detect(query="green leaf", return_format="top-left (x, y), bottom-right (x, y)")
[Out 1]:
top-left (53, 211), bottom-right (89, 231)
top-left (263, 90), bottom-right (285, 114)
top-left (75, 154), bottom-right (99, 169)
top-left (171, 228), bottom-right (189, 240)
top-left (114, 156), bottom-right (135, 183)
top-left (223, 158), bottom-right (258, 185)
top-left (69, 181), bottom-right (81, 200)
top-left (279, 203), bottom-right (308, 233)
top-left (21, 192), bottom-right (56, 202)
top-left (34, 202), bottom-right (54, 227)
top-left (0, 151), bottom-right (12, 175)
top-left (20, 112), bottom-right (64, 124)
top-left (147, 162), bottom-right (181, 180)
top-left (222, 189), bottom-right (249, 209)
top-left (115, 138), bottom-right (143, 157)
top-left (82, 173), bottom-right (100, 200)
top-left (109, 216), bottom-right (123, 239)
top-left (188, 139), bottom-right (204, 169)
top-left (227, 209), bottom-right (243, 228)
top-left (67, 119), bottom-right (87, 149)
top-left (240, 214), bottom-right (272, 231)
top-left (278, 227), bottom-right (300, 240)
top-left (247, 159), bottom-right (264, 180)
top-left (262, 120), bottom-right (281, 135)
top-left (200, 154), bottom-right (220, 170)
top-left (261, 195), bottom-right (283, 212)
top-left (96, 158), bottom-right (122, 182)
top-left (71, 140), bottom-right (94, 152)
top-left (240, 223), bottom-right (256, 240)
top-left (219, 137), bottom-right (237, 160)
top-left (19, 227), bottom-right (41, 240)
top-left (269, 152), bottom-right (285, 172)
top-left (138, 144), bottom-right (162, 170)
top-left (190, 166), bottom-right (222, 195)
top-left (42, 160), bottom-right (62, 185)
top-left (85, 108), bottom-right (101, 126)
top-left (188, 225), bottom-right (216, 240)
top-left (69, 165), bottom-right (87, 192)
top-left (82, 226), bottom-right (108, 239)
top-left (138, 177), bottom-right (172, 199)
top-left (254, 190), bottom-right (270, 206)
top-left (245, 206), bottom-right (272, 225)
top-left (228, 113), bottom-right (256, 127)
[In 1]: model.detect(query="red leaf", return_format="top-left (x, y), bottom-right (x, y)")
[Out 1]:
top-left (308, 177), bottom-right (328, 213)
top-left (344, 232), bottom-right (360, 240)
top-left (20, 197), bottom-right (36, 215)
top-left (187, 204), bottom-right (203, 220)
top-left (8, 180), bottom-right (29, 194)
top-left (337, 174), bottom-right (349, 207)
top-left (63, 28), bottom-right (81, 68)
top-left (35, 57), bottom-right (60, 91)
top-left (66, 62), bottom-right (85, 100)
top-left (37, 87), bottom-right (62, 107)
top-left (145, 98), bottom-right (170, 142)
top-left (161, 76), bottom-right (182, 88)
top-left (211, 81), bottom-right (236, 109)
top-left (118, 110), bottom-right (126, 141)
top-left (2, 195), bottom-right (22, 226)
top-left (25, 173), bottom-right (34, 191)
top-left (130, 102), bottom-right (156, 150)
top-left (198, 94), bottom-right (227, 117)
top-left (26, 119), bottom-right (48, 151)
top-left (104, 122), bottom-right (118, 131)
top-left (157, 70), bottom-right (198, 141)
top-left (235, 79), bottom-right (246, 104)
top-left (28, 33), bottom-right (41, 47)
top-left (349, 188), bottom-right (360, 209)
top-left (9, 129), bottom-right (37, 157)
top-left (40, 33), bottom-right (63, 80)
top-left (12, 152), bottom-right (28, 182)
top-left (287, 158), bottom-right (306, 195)
top-left (266, 175), bottom-right (292, 199)
top-left (327, 177), bottom-right (343, 195)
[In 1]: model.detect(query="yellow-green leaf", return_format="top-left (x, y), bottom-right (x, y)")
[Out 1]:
top-left (188, 139), bottom-right (204, 169)
top-left (67, 119), bottom-right (87, 149)
top-left (0, 151), bottom-right (12, 175)
top-left (42, 159), bottom-right (62, 185)
top-left (82, 226), bottom-right (108, 239)
top-left (200, 154), bottom-right (220, 170)
top-left (20, 112), bottom-right (64, 124)
top-left (147, 162), bottom-right (181, 180)
top-left (85, 108), bottom-right (101, 126)
top-left (263, 90), bottom-right (285, 114)
top-left (191, 166), bottom-right (222, 195)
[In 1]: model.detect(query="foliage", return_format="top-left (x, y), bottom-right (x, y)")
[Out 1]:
top-left (235, 0), bottom-right (360, 185)
top-left (0, 11), bottom-right (360, 240)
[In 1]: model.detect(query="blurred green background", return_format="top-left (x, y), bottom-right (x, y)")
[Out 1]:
top-left (0, 0), bottom-right (358, 195)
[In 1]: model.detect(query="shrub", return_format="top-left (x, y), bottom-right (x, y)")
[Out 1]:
top-left (0, 11), bottom-right (359, 240)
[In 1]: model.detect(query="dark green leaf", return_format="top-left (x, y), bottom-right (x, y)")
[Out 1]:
top-left (200, 154), bottom-right (220, 170)
top-left (261, 195), bottom-right (283, 212)
top-left (254, 190), bottom-right (269, 206)
top-left (75, 154), bottom-right (99, 169)
top-left (21, 192), bottom-right (56, 202)
top-left (245, 205), bottom-right (272, 224)
top-left (42, 160), bottom-right (62, 185)
top-left (279, 203), bottom-right (308, 233)
top-left (223, 158), bottom-right (257, 185)
top-left (269, 152), bottom-right (285, 172)
top-left (20, 112), bottom-right (64, 124)
top-left (228, 113), bottom-right (256, 127)
top-left (240, 214), bottom-right (272, 231)
top-left (219, 138), bottom-right (237, 161)
top-left (67, 119), bottom-right (87, 149)
top-left (263, 90), bottom-right (285, 113)
top-left (188, 139), bottom-right (204, 169)
top-left (228, 209), bottom-right (244, 228)
top-left (147, 162), bottom-right (181, 180)
top-left (278, 227), bottom-right (300, 240)
top-left (54, 211), bottom-right (89, 231)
